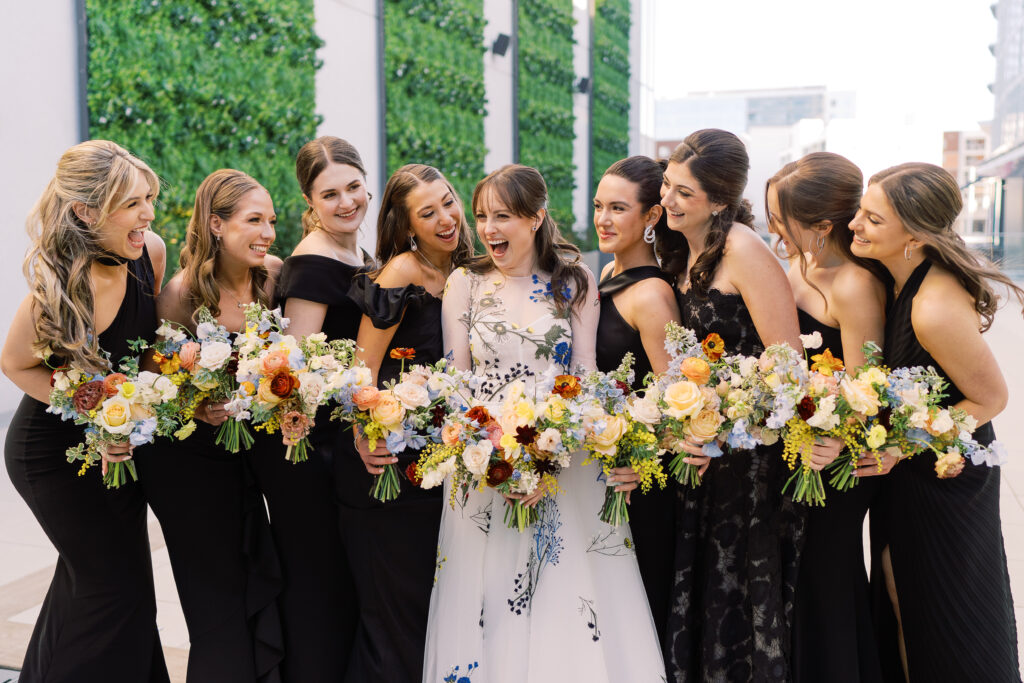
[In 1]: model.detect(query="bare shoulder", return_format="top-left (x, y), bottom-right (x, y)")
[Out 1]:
top-left (156, 273), bottom-right (191, 323)
top-left (376, 251), bottom-right (423, 288)
top-left (144, 229), bottom-right (166, 261)
top-left (290, 231), bottom-right (328, 257)
top-left (912, 266), bottom-right (976, 334)
top-left (599, 261), bottom-right (615, 283)
top-left (629, 274), bottom-right (677, 308)
top-left (264, 255), bottom-right (284, 284)
top-left (724, 223), bottom-right (772, 257)
top-left (832, 262), bottom-right (886, 307)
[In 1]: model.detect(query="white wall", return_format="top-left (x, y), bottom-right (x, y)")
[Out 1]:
top-left (571, 1), bottom-right (592, 235)
top-left (0, 0), bottom-right (81, 417)
top-left (483, 0), bottom-right (516, 173)
top-left (314, 0), bottom-right (383, 255)
top-left (630, 0), bottom-right (656, 156)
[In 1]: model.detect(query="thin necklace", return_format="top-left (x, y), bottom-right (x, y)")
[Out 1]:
top-left (220, 277), bottom-right (254, 309)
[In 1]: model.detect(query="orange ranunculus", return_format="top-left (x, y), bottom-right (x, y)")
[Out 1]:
top-left (260, 350), bottom-right (291, 376)
top-left (102, 373), bottom-right (128, 397)
top-left (810, 349), bottom-right (844, 376)
top-left (389, 347), bottom-right (416, 360)
top-left (269, 369), bottom-right (300, 399)
top-left (178, 341), bottom-right (200, 371)
top-left (701, 333), bottom-right (725, 361)
top-left (552, 374), bottom-right (582, 399)
top-left (680, 356), bottom-right (712, 385)
top-left (465, 405), bottom-right (492, 425)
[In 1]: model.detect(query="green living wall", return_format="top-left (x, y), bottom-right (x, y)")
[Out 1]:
top-left (384, 0), bottom-right (486, 207)
top-left (591, 0), bottom-right (631, 196)
top-left (86, 0), bottom-right (323, 270)
top-left (518, 0), bottom-right (576, 233)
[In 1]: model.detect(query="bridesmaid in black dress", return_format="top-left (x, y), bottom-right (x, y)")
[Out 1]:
top-left (344, 164), bottom-right (474, 682)
top-left (659, 130), bottom-right (838, 682)
top-left (264, 136), bottom-right (368, 681)
top-left (140, 169), bottom-right (284, 682)
top-left (592, 155), bottom-right (681, 653)
top-left (851, 163), bottom-right (1022, 682)
top-left (765, 152), bottom-right (889, 683)
top-left (2, 140), bottom-right (170, 682)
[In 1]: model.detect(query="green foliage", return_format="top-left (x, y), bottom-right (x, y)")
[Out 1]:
top-left (384, 0), bottom-right (486, 207)
top-left (592, 0), bottom-right (631, 198)
top-left (518, 0), bottom-right (576, 235)
top-left (86, 0), bottom-right (323, 271)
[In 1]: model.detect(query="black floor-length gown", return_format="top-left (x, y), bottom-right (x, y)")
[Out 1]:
top-left (4, 247), bottom-right (170, 683)
top-left (596, 265), bottom-right (677, 653)
top-left (138, 419), bottom-right (284, 683)
top-left (255, 253), bottom-right (366, 681)
top-left (872, 260), bottom-right (1019, 682)
top-left (790, 308), bottom-right (884, 683)
top-left (666, 288), bottom-right (805, 683)
top-left (340, 274), bottom-right (444, 683)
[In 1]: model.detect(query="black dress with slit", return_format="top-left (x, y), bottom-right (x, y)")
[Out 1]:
top-left (258, 253), bottom-right (367, 682)
top-left (339, 274), bottom-right (444, 683)
top-left (596, 266), bottom-right (677, 654)
top-left (790, 308), bottom-right (884, 683)
top-left (872, 260), bottom-right (1019, 682)
top-left (4, 247), bottom-right (170, 683)
top-left (666, 288), bottom-right (805, 683)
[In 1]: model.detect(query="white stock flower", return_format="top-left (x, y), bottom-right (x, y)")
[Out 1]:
top-left (799, 331), bottom-right (823, 350)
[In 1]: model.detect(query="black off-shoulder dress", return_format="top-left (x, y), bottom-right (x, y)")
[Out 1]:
top-left (596, 266), bottom-right (677, 654)
top-left (4, 247), bottom-right (170, 683)
top-left (339, 273), bottom-right (444, 683)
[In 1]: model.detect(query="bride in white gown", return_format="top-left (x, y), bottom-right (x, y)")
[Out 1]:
top-left (423, 164), bottom-right (666, 682)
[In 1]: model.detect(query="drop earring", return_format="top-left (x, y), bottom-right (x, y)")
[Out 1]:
top-left (410, 235), bottom-right (418, 252)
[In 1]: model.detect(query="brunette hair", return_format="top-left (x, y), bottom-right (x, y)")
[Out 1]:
top-left (468, 164), bottom-right (588, 315)
top-left (24, 140), bottom-right (159, 371)
top-left (870, 162), bottom-right (1024, 331)
top-left (178, 169), bottom-right (273, 319)
top-left (370, 164), bottom-right (473, 278)
top-left (602, 156), bottom-right (676, 260)
top-left (662, 129), bottom-right (756, 295)
top-left (766, 152), bottom-right (889, 310)
top-left (295, 136), bottom-right (366, 237)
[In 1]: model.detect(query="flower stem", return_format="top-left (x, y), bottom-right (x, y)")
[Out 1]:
top-left (371, 463), bottom-right (401, 502)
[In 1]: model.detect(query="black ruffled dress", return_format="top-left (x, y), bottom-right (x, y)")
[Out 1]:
top-left (339, 273), bottom-right (444, 683)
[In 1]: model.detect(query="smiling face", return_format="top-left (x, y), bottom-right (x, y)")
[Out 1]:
top-left (766, 183), bottom-right (810, 258)
top-left (474, 188), bottom-right (540, 275)
top-left (849, 183), bottom-right (913, 261)
top-left (213, 187), bottom-right (277, 268)
top-left (660, 160), bottom-right (723, 236)
top-left (594, 174), bottom-right (651, 254)
top-left (406, 179), bottom-right (462, 257)
top-left (93, 171), bottom-right (156, 259)
top-left (306, 162), bottom-right (368, 237)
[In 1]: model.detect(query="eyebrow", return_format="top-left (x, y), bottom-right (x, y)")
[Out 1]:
top-left (419, 192), bottom-right (453, 213)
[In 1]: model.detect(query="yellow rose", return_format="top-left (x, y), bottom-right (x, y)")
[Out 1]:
top-left (588, 414), bottom-right (629, 456)
top-left (840, 378), bottom-right (880, 417)
top-left (543, 396), bottom-right (567, 420)
top-left (257, 379), bottom-right (283, 406)
top-left (369, 390), bottom-right (406, 427)
top-left (688, 409), bottom-right (725, 442)
top-left (866, 424), bottom-right (887, 450)
top-left (97, 396), bottom-right (134, 435)
top-left (514, 399), bottom-right (536, 424)
top-left (663, 381), bottom-right (705, 420)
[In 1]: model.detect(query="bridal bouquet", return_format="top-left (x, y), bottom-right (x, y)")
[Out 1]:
top-left (580, 354), bottom-right (666, 526)
top-left (333, 349), bottom-right (469, 502)
top-left (48, 354), bottom-right (176, 488)
top-left (148, 309), bottom-right (251, 452)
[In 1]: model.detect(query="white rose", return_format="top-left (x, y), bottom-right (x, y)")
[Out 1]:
top-left (197, 340), bottom-right (233, 370)
top-left (96, 396), bottom-right (135, 436)
top-left (152, 375), bottom-right (179, 401)
top-left (462, 440), bottom-right (494, 476)
top-left (298, 372), bottom-right (326, 405)
top-left (536, 428), bottom-right (563, 453)
top-left (930, 410), bottom-right (955, 435)
top-left (799, 331), bottom-right (823, 350)
top-left (628, 397), bottom-right (661, 426)
top-left (392, 381), bottom-right (430, 410)
top-left (404, 366), bottom-right (432, 387)
top-left (806, 409), bottom-right (840, 431)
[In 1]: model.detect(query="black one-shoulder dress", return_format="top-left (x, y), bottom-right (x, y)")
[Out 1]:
top-left (790, 308), bottom-right (884, 683)
top-left (872, 260), bottom-right (1019, 682)
top-left (596, 265), bottom-right (677, 654)
top-left (339, 274), bottom-right (444, 683)
top-left (257, 253), bottom-right (366, 682)
top-left (4, 247), bottom-right (170, 682)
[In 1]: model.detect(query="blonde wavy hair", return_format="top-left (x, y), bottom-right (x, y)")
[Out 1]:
top-left (178, 169), bottom-right (272, 319)
top-left (24, 140), bottom-right (159, 372)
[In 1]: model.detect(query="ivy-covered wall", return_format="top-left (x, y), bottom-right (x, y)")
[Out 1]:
top-left (518, 0), bottom-right (577, 233)
top-left (86, 0), bottom-right (323, 270)
top-left (592, 0), bottom-right (631, 194)
top-left (384, 0), bottom-right (486, 208)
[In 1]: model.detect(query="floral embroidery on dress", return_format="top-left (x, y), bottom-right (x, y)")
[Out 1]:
top-left (508, 498), bottom-right (563, 615)
top-left (586, 529), bottom-right (635, 556)
top-left (578, 597), bottom-right (601, 642)
top-left (443, 661), bottom-right (479, 682)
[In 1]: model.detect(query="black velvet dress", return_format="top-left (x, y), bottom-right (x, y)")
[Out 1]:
top-left (790, 308), bottom-right (884, 683)
top-left (872, 260), bottom-right (1019, 682)
top-left (666, 288), bottom-right (805, 683)
top-left (4, 248), bottom-right (170, 683)
top-left (258, 253), bottom-right (366, 682)
top-left (339, 274), bottom-right (444, 683)
top-left (596, 266), bottom-right (677, 653)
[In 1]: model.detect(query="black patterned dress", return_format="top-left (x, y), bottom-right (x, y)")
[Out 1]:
top-left (872, 260), bottom-right (1019, 682)
top-left (666, 288), bottom-right (805, 683)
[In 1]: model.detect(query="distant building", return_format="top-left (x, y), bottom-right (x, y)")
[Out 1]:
top-left (943, 128), bottom-right (996, 243)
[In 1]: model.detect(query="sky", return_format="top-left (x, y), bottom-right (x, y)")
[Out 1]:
top-left (651, 0), bottom-right (997, 174)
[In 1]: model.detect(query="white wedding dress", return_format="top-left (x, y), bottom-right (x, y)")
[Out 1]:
top-left (423, 266), bottom-right (666, 682)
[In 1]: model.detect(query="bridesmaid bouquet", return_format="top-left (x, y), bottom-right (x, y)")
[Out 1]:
top-left (580, 354), bottom-right (666, 526)
top-left (148, 310), bottom-right (251, 452)
top-left (48, 354), bottom-right (175, 487)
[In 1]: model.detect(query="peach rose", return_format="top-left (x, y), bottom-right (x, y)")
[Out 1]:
top-left (699, 386), bottom-right (721, 410)
top-left (178, 341), bottom-right (200, 371)
top-left (441, 422), bottom-right (463, 446)
top-left (260, 350), bottom-right (291, 376)
top-left (687, 408), bottom-right (725, 442)
top-left (663, 380), bottom-right (705, 420)
top-left (369, 390), bottom-right (405, 427)
top-left (257, 379), bottom-right (283, 406)
top-left (588, 414), bottom-right (629, 456)
top-left (840, 378), bottom-right (880, 416)
top-left (680, 357), bottom-right (711, 385)
top-left (935, 450), bottom-right (965, 479)
top-left (352, 386), bottom-right (381, 411)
